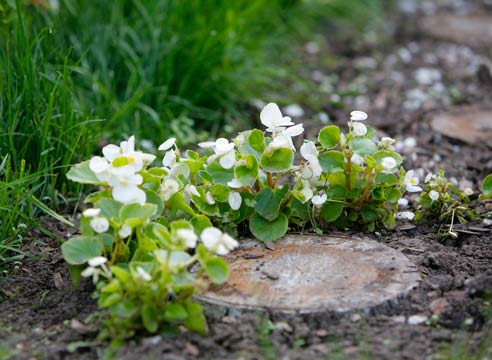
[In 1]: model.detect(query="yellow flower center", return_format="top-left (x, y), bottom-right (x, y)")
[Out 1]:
top-left (128, 156), bottom-right (136, 163)
top-left (410, 178), bottom-right (417, 185)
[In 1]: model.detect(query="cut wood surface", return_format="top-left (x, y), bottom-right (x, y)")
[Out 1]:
top-left (197, 234), bottom-right (421, 314)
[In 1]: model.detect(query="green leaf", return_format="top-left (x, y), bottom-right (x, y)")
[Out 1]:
top-left (350, 138), bottom-right (377, 157)
top-left (249, 213), bottom-right (288, 242)
top-left (204, 257), bottom-right (229, 284)
top-left (325, 185), bottom-right (348, 199)
top-left (168, 192), bottom-right (195, 216)
top-left (483, 174), bottom-right (492, 195)
top-left (318, 125), bottom-right (340, 149)
top-left (320, 202), bottom-right (344, 222)
top-left (84, 190), bottom-right (111, 204)
top-left (144, 190), bottom-right (164, 218)
top-left (191, 215), bottom-right (213, 234)
top-left (206, 159), bottom-right (234, 184)
top-left (375, 173), bottom-right (398, 186)
top-left (383, 212), bottom-right (396, 230)
top-left (319, 151), bottom-right (344, 173)
top-left (255, 188), bottom-right (282, 221)
top-left (235, 154), bottom-right (258, 185)
top-left (66, 160), bottom-right (102, 184)
top-left (142, 304), bottom-right (159, 333)
top-left (184, 301), bottom-right (207, 335)
top-left (248, 129), bottom-right (265, 153)
top-left (374, 150), bottom-right (402, 166)
top-left (120, 203), bottom-right (157, 226)
top-left (61, 236), bottom-right (103, 265)
top-left (96, 198), bottom-right (122, 219)
top-left (164, 303), bottom-right (188, 322)
top-left (260, 147), bottom-right (293, 172)
top-left (360, 205), bottom-right (377, 223)
top-left (211, 183), bottom-right (230, 202)
top-left (385, 188), bottom-right (402, 203)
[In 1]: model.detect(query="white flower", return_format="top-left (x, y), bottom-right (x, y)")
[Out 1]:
top-left (90, 216), bottom-right (109, 234)
top-left (176, 228), bottom-right (198, 249)
top-left (206, 191), bottom-right (215, 205)
top-left (312, 194), bottom-right (327, 208)
top-left (136, 267), bottom-right (152, 282)
top-left (379, 137), bottom-right (396, 149)
top-left (161, 179), bottom-right (180, 201)
top-left (89, 156), bottom-right (111, 182)
top-left (340, 133), bottom-right (347, 146)
top-left (201, 227), bottom-right (239, 256)
top-left (88, 256), bottom-right (107, 267)
top-left (158, 138), bottom-right (176, 151)
top-left (107, 165), bottom-right (146, 205)
top-left (396, 211), bottom-right (415, 220)
top-left (184, 184), bottom-right (200, 198)
top-left (83, 208), bottom-right (101, 217)
top-left (103, 135), bottom-right (155, 170)
top-left (299, 180), bottom-right (313, 203)
top-left (352, 122), bottom-right (367, 136)
top-left (429, 190), bottom-right (439, 201)
top-left (350, 110), bottom-right (368, 121)
top-left (260, 103), bottom-right (295, 132)
top-left (404, 170), bottom-right (423, 192)
top-left (398, 198), bottom-right (409, 208)
top-left (162, 150), bottom-right (177, 167)
top-left (425, 173), bottom-right (436, 183)
top-left (381, 157), bottom-right (397, 171)
top-left (118, 224), bottom-right (132, 239)
top-left (300, 141), bottom-right (322, 179)
top-left (198, 138), bottom-right (236, 169)
top-left (228, 191), bottom-right (242, 210)
top-left (227, 178), bottom-right (243, 188)
top-left (351, 153), bottom-right (365, 166)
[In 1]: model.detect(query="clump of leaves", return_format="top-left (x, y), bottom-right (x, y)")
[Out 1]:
top-left (414, 170), bottom-right (475, 238)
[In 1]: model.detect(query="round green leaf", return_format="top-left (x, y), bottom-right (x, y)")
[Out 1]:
top-left (249, 213), bottom-right (288, 242)
top-left (350, 138), bottom-right (377, 157)
top-left (142, 304), bottom-right (159, 333)
top-left (61, 236), bottom-right (103, 265)
top-left (320, 202), bottom-right (344, 222)
top-left (319, 151), bottom-right (344, 173)
top-left (164, 303), bottom-right (188, 322)
top-left (260, 147), bottom-right (293, 172)
top-left (204, 257), bottom-right (229, 284)
top-left (66, 160), bottom-right (102, 184)
top-left (254, 188), bottom-right (282, 221)
top-left (482, 174), bottom-right (492, 195)
top-left (248, 129), bottom-right (266, 153)
top-left (318, 125), bottom-right (340, 149)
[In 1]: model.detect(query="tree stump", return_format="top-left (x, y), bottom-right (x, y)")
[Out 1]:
top-left (197, 234), bottom-right (421, 314)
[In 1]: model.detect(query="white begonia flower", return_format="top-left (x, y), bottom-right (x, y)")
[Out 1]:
top-left (260, 102), bottom-right (295, 132)
top-left (162, 150), bottom-right (177, 167)
top-left (299, 180), bottom-right (313, 203)
top-left (398, 198), bottom-right (409, 208)
top-left (83, 208), bottom-right (101, 217)
top-left (312, 194), bottom-right (327, 208)
top-left (198, 138), bottom-right (236, 169)
top-left (352, 121), bottom-right (367, 136)
top-left (340, 133), bottom-right (347, 146)
top-left (429, 190), bottom-right (440, 201)
top-left (158, 138), bottom-right (176, 151)
top-left (88, 256), bottom-right (108, 267)
top-left (108, 165), bottom-right (146, 205)
top-left (351, 153), bottom-right (365, 166)
top-left (381, 157), bottom-right (397, 171)
top-left (404, 170), bottom-right (423, 192)
top-left (379, 137), bottom-right (396, 149)
top-left (396, 211), bottom-right (415, 220)
top-left (118, 224), bottom-right (132, 239)
top-left (136, 267), bottom-right (152, 282)
top-left (350, 110), bottom-right (368, 121)
top-left (89, 156), bottom-right (112, 182)
top-left (184, 184), bottom-right (200, 198)
top-left (206, 191), bottom-right (216, 205)
top-left (176, 228), bottom-right (198, 249)
top-left (228, 191), bottom-right (242, 210)
top-left (102, 135), bottom-right (155, 171)
top-left (201, 227), bottom-right (239, 256)
top-left (425, 173), bottom-right (436, 183)
top-left (90, 216), bottom-right (109, 234)
top-left (463, 188), bottom-right (473, 196)
top-left (300, 141), bottom-right (322, 179)
top-left (227, 178), bottom-right (243, 188)
top-left (161, 178), bottom-right (179, 201)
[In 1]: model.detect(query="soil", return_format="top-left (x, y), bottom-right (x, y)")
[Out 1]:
top-left (2, 1), bottom-right (492, 359)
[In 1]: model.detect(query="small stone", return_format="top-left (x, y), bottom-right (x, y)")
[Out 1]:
top-left (274, 321), bottom-right (293, 333)
top-left (69, 319), bottom-right (93, 334)
top-left (53, 273), bottom-right (64, 290)
top-left (261, 269), bottom-right (279, 280)
top-left (415, 68), bottom-right (441, 85)
top-left (305, 42), bottom-right (320, 55)
top-left (283, 104), bottom-right (304, 118)
top-left (408, 314), bottom-right (428, 325)
top-left (142, 336), bottom-right (162, 346)
top-left (391, 315), bottom-right (406, 324)
top-left (311, 343), bottom-right (330, 354)
top-left (314, 329), bottom-right (329, 337)
top-left (429, 298), bottom-right (449, 315)
top-left (184, 342), bottom-right (200, 357)
top-left (265, 241), bottom-right (276, 251)
top-left (222, 316), bottom-right (237, 324)
top-left (351, 314), bottom-right (362, 322)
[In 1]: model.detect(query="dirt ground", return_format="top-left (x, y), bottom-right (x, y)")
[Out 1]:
top-left (2, 1), bottom-right (492, 359)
